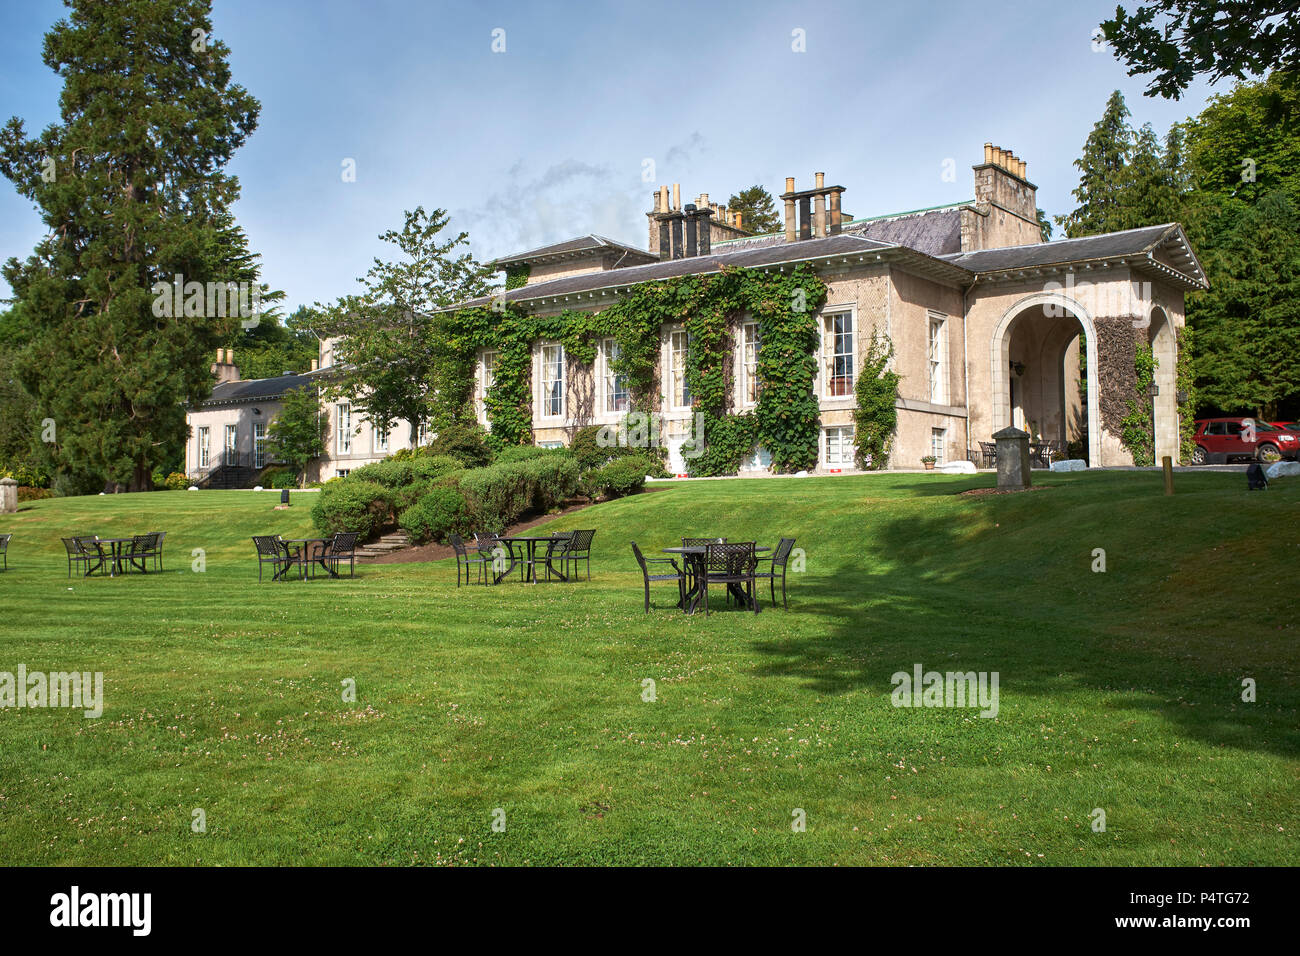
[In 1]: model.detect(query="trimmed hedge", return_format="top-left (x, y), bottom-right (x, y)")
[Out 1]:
top-left (456, 456), bottom-right (579, 531)
top-left (400, 486), bottom-right (468, 543)
top-left (582, 456), bottom-right (648, 500)
top-left (310, 479), bottom-right (391, 539)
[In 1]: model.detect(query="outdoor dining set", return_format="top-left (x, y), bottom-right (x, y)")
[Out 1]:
top-left (253, 533), bottom-right (358, 581)
top-left (60, 532), bottom-right (166, 577)
top-left (449, 530), bottom-right (596, 586)
top-left (632, 537), bottom-right (797, 615)
top-left (975, 439), bottom-right (1060, 469)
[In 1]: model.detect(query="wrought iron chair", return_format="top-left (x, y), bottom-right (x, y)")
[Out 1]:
top-left (0, 533), bottom-right (9, 571)
top-left (681, 538), bottom-right (724, 591)
top-left (978, 442), bottom-right (998, 468)
top-left (74, 535), bottom-right (107, 577)
top-left (539, 531), bottom-right (573, 581)
top-left (560, 529), bottom-right (596, 580)
top-left (449, 533), bottom-right (490, 586)
top-left (701, 541), bottom-right (758, 616)
top-left (753, 537), bottom-right (797, 609)
top-left (475, 533), bottom-right (508, 583)
top-left (61, 537), bottom-right (97, 577)
top-left (253, 534), bottom-right (303, 582)
top-left (630, 542), bottom-right (684, 613)
top-left (126, 532), bottom-right (162, 573)
top-left (321, 532), bottom-right (358, 578)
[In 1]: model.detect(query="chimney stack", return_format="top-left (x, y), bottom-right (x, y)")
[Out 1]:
top-left (783, 177), bottom-right (797, 242)
top-left (672, 183), bottom-right (680, 211)
top-left (968, 143), bottom-right (1040, 250)
top-left (684, 203), bottom-right (698, 257)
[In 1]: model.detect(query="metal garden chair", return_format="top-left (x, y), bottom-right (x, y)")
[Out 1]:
top-left (449, 533), bottom-right (490, 586)
top-left (753, 537), bottom-right (797, 609)
top-left (630, 541), bottom-right (684, 613)
top-left (701, 541), bottom-right (758, 616)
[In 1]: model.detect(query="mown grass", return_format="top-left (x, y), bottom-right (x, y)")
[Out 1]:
top-left (0, 470), bottom-right (1296, 865)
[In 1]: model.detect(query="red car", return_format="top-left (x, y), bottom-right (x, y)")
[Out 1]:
top-left (1191, 418), bottom-right (1300, 464)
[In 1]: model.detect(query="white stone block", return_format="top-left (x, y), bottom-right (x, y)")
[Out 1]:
top-left (1265, 460), bottom-right (1300, 479)
top-left (1050, 459), bottom-right (1087, 472)
top-left (936, 460), bottom-right (977, 474)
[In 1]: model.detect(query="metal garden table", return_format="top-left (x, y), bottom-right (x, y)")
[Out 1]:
top-left (661, 545), bottom-right (769, 615)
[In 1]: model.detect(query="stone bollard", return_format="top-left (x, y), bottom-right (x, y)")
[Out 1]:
top-left (993, 426), bottom-right (1032, 490)
top-left (0, 477), bottom-right (17, 514)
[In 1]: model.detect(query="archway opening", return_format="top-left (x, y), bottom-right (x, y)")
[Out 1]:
top-left (999, 302), bottom-right (1094, 464)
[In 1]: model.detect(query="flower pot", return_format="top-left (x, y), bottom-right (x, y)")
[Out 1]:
top-left (922, 461), bottom-right (935, 471)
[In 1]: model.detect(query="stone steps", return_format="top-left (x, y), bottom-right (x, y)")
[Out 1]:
top-left (356, 533), bottom-right (410, 560)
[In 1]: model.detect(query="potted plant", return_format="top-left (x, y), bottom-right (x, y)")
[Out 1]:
top-left (920, 455), bottom-right (937, 471)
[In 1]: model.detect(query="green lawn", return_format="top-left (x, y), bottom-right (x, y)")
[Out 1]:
top-left (0, 471), bottom-right (1297, 865)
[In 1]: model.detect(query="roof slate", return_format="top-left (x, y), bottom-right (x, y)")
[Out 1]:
top-left (200, 373), bottom-right (315, 406)
top-left (941, 224), bottom-right (1177, 273)
top-left (491, 233), bottom-right (656, 266)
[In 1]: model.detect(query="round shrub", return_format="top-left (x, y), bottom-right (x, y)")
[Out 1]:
top-left (582, 457), bottom-right (646, 500)
top-left (496, 444), bottom-right (570, 465)
top-left (349, 458), bottom-right (416, 488)
top-left (311, 479), bottom-right (391, 539)
top-left (429, 423), bottom-right (493, 468)
top-left (409, 455), bottom-right (464, 481)
top-left (163, 471), bottom-right (189, 491)
top-left (399, 486), bottom-right (469, 543)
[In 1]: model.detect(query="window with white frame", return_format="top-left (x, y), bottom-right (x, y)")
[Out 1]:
top-left (223, 423), bottom-right (238, 464)
top-left (601, 338), bottom-right (628, 413)
top-left (540, 343), bottom-right (564, 417)
top-left (931, 427), bottom-right (947, 464)
top-left (253, 422), bottom-right (267, 468)
top-left (928, 312), bottom-right (948, 405)
top-left (336, 469), bottom-right (350, 478)
top-left (740, 322), bottom-right (761, 406)
top-left (477, 351), bottom-right (497, 424)
top-left (538, 441), bottom-right (564, 450)
top-left (824, 311), bottom-right (854, 397)
top-left (824, 425), bottom-right (855, 467)
top-left (336, 403), bottom-right (352, 454)
top-left (373, 422), bottom-right (389, 454)
top-left (417, 423), bottom-right (430, 447)
top-left (669, 329), bottom-right (691, 409)
top-left (198, 427), bottom-right (210, 468)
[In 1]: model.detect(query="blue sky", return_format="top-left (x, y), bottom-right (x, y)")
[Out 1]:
top-left (1, 0), bottom-right (1222, 312)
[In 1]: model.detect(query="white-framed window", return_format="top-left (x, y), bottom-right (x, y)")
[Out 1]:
top-left (824, 310), bottom-right (854, 397)
top-left (931, 427), bottom-right (947, 464)
top-left (417, 423), bottom-right (430, 447)
top-left (928, 311), bottom-right (948, 405)
top-left (336, 469), bottom-right (350, 479)
top-left (669, 329), bottom-right (691, 409)
top-left (223, 423), bottom-right (238, 464)
top-left (601, 338), bottom-right (628, 413)
top-left (742, 445), bottom-right (772, 471)
top-left (538, 441), bottom-right (564, 450)
top-left (253, 422), bottom-right (268, 468)
top-left (740, 322), bottom-right (761, 406)
top-left (373, 423), bottom-right (389, 454)
top-left (825, 425), bottom-right (855, 467)
top-left (198, 427), bottom-right (210, 468)
top-left (540, 343), bottom-right (564, 418)
top-left (336, 403), bottom-right (352, 454)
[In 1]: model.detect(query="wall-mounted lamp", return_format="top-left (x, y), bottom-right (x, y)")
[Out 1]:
top-left (1176, 389), bottom-right (1189, 404)
top-left (1010, 361), bottom-right (1025, 377)
top-left (1147, 384), bottom-right (1159, 398)
top-left (253, 407), bottom-right (262, 416)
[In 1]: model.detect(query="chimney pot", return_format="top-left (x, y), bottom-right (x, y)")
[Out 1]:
top-left (984, 142), bottom-right (994, 164)
top-left (815, 171), bottom-right (825, 189)
top-left (310, 358), bottom-right (318, 372)
top-left (672, 183), bottom-right (680, 210)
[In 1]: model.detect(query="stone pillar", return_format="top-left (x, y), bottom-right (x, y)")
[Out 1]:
top-left (0, 478), bottom-right (16, 514)
top-left (993, 426), bottom-right (1032, 490)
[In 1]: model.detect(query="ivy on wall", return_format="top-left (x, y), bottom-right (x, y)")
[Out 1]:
top-left (1120, 342), bottom-right (1157, 466)
top-left (853, 331), bottom-right (900, 469)
top-left (1175, 327), bottom-right (1196, 464)
top-left (504, 264), bottom-right (530, 290)
top-left (432, 265), bottom-right (828, 473)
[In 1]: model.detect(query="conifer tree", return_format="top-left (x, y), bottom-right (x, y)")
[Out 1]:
top-left (0, 0), bottom-right (270, 491)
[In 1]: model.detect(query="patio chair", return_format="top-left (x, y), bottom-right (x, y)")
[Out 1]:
top-left (559, 529), bottom-right (596, 581)
top-left (475, 533), bottom-right (508, 583)
top-left (682, 537), bottom-right (726, 547)
top-left (321, 532), bottom-right (358, 578)
top-left (253, 534), bottom-right (304, 582)
top-left (540, 531), bottom-right (573, 581)
top-left (630, 541), bottom-right (684, 613)
top-left (152, 531), bottom-right (167, 571)
top-left (126, 532), bottom-right (162, 573)
top-left (978, 442), bottom-right (998, 468)
top-left (0, 533), bottom-right (9, 571)
top-left (74, 535), bottom-right (107, 577)
top-left (753, 537), bottom-right (797, 609)
top-left (701, 541), bottom-right (758, 616)
top-left (449, 533), bottom-right (490, 586)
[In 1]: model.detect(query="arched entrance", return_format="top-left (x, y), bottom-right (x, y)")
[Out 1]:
top-left (1148, 306), bottom-right (1179, 463)
top-left (991, 293), bottom-right (1101, 465)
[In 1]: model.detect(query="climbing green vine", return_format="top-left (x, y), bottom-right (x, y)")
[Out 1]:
top-left (1120, 342), bottom-right (1156, 466)
top-left (1176, 327), bottom-right (1196, 464)
top-left (853, 331), bottom-right (900, 469)
top-left (431, 265), bottom-right (827, 472)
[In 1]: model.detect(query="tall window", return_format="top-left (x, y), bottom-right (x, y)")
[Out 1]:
top-left (223, 423), bottom-right (238, 464)
top-left (931, 427), bottom-right (947, 464)
top-left (928, 312), bottom-right (948, 404)
top-left (825, 425), bottom-right (855, 467)
top-left (478, 351), bottom-right (497, 425)
top-left (417, 423), bottom-right (430, 447)
top-left (253, 422), bottom-right (267, 468)
top-left (824, 311), bottom-right (854, 397)
top-left (541, 344), bottom-right (564, 417)
top-left (373, 423), bottom-right (389, 454)
top-left (198, 427), bottom-right (210, 468)
top-left (337, 403), bottom-right (352, 454)
top-left (669, 329), bottom-right (691, 409)
top-left (740, 322), bottom-right (761, 406)
top-left (602, 339), bottom-right (628, 413)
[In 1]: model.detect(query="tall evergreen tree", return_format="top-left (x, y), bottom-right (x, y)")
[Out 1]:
top-left (0, 0), bottom-right (268, 491)
top-left (725, 185), bottom-right (781, 234)
top-left (1055, 91), bottom-right (1135, 237)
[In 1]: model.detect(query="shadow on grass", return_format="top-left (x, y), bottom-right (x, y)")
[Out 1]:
top-left (746, 501), bottom-right (1300, 760)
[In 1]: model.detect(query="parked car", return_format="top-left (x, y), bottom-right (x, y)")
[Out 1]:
top-left (1273, 421), bottom-right (1300, 434)
top-left (1191, 417), bottom-right (1300, 464)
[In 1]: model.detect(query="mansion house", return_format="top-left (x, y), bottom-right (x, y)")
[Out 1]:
top-left (185, 143), bottom-right (1206, 483)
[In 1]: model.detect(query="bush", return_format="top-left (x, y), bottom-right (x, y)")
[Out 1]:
top-left (409, 455), bottom-right (464, 481)
top-left (428, 423), bottom-right (493, 468)
top-left (258, 467), bottom-right (297, 489)
top-left (399, 486), bottom-right (469, 543)
top-left (311, 479), bottom-right (392, 539)
top-left (568, 425), bottom-right (612, 471)
top-left (455, 456), bottom-right (579, 530)
top-left (17, 486), bottom-right (53, 502)
top-left (495, 444), bottom-right (569, 464)
top-left (349, 458), bottom-right (416, 488)
top-left (162, 472), bottom-right (189, 491)
top-left (582, 457), bottom-right (647, 500)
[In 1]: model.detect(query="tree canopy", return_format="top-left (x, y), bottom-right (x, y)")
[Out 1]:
top-left (725, 185), bottom-right (781, 234)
